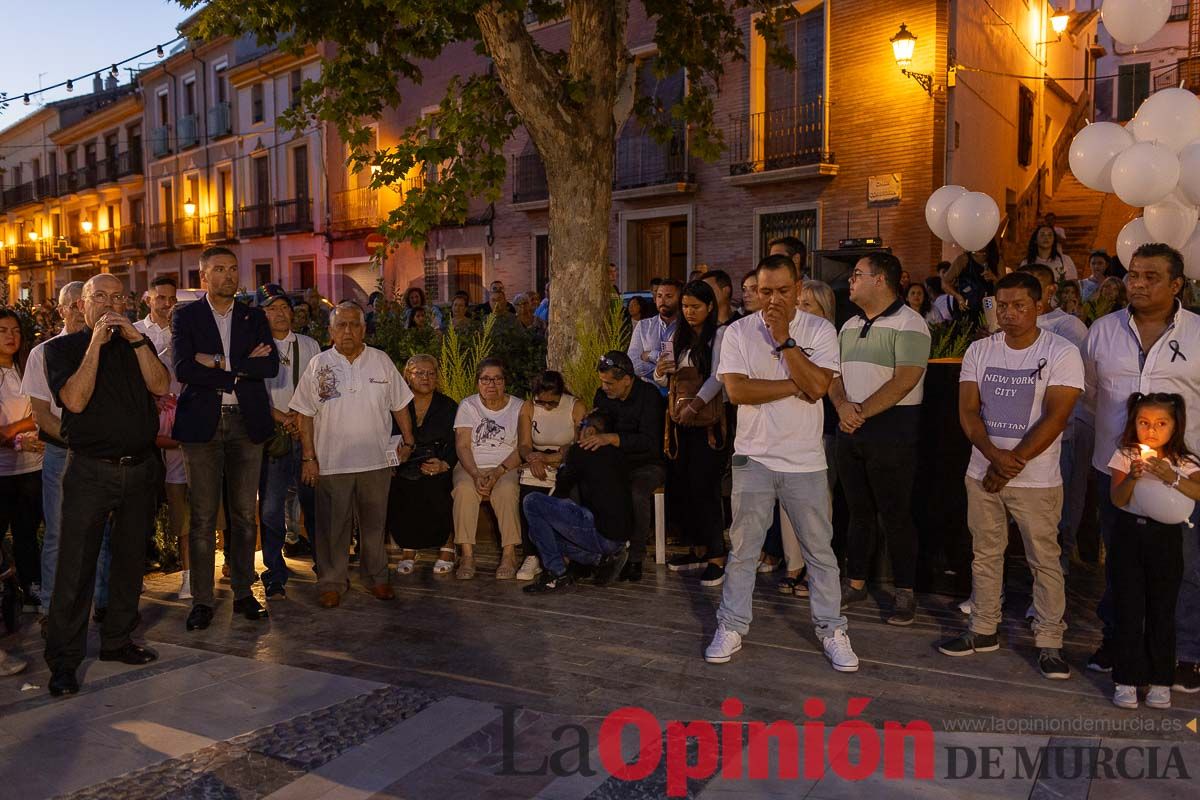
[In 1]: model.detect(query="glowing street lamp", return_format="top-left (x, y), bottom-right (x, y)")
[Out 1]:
top-left (1051, 8), bottom-right (1070, 37)
top-left (27, 231), bottom-right (39, 242)
top-left (890, 23), bottom-right (933, 96)
top-left (183, 197), bottom-right (197, 217)
top-left (81, 219), bottom-right (94, 234)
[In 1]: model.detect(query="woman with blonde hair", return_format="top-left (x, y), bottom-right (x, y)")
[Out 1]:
top-left (386, 354), bottom-right (459, 575)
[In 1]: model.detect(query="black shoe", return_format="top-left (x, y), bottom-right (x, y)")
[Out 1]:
top-left (232, 596), bottom-right (269, 621)
top-left (186, 604), bottom-right (213, 631)
top-left (523, 570), bottom-right (577, 594)
top-left (1038, 648), bottom-right (1071, 680)
top-left (265, 583), bottom-right (287, 600)
top-left (699, 562), bottom-right (726, 587)
top-left (48, 669), bottom-right (79, 697)
top-left (594, 548), bottom-right (629, 586)
top-left (666, 552), bottom-right (705, 572)
top-left (283, 538), bottom-right (313, 558)
top-left (99, 643), bottom-right (159, 665)
top-left (1087, 640), bottom-right (1115, 673)
top-left (841, 582), bottom-right (869, 608)
top-left (618, 560), bottom-right (643, 582)
top-left (887, 589), bottom-right (916, 626)
top-left (92, 607), bottom-right (107, 624)
top-left (1174, 661), bottom-right (1200, 694)
top-left (937, 631), bottom-right (1000, 657)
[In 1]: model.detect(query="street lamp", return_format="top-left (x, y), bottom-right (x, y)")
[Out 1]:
top-left (890, 23), bottom-right (933, 96)
top-left (1051, 8), bottom-right (1070, 36)
top-left (27, 231), bottom-right (39, 242)
top-left (81, 219), bottom-right (93, 234)
top-left (183, 197), bottom-right (197, 217)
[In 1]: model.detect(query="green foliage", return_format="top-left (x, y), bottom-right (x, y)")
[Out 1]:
top-left (439, 313), bottom-right (497, 403)
top-left (561, 298), bottom-right (629, 406)
top-left (929, 314), bottom-right (984, 361)
top-left (369, 308), bottom-right (442, 367)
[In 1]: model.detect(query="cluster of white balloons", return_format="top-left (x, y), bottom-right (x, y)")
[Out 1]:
top-left (924, 185), bottom-right (1000, 253)
top-left (1101, 0), bottom-right (1173, 48)
top-left (1069, 87), bottom-right (1200, 279)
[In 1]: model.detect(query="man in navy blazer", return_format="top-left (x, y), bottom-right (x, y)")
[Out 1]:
top-left (172, 246), bottom-right (279, 631)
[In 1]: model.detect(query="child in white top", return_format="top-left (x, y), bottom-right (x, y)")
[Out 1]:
top-left (1107, 392), bottom-right (1200, 711)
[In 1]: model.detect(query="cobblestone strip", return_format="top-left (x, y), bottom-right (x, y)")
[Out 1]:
top-left (56, 685), bottom-right (438, 800)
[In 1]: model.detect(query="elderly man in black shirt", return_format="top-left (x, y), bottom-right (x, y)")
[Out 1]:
top-left (586, 350), bottom-right (665, 582)
top-left (42, 274), bottom-right (168, 697)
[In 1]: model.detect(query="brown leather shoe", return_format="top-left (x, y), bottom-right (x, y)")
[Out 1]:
top-left (318, 590), bottom-right (341, 608)
top-left (370, 584), bottom-right (395, 601)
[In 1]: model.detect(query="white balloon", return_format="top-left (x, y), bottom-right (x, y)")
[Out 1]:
top-left (946, 192), bottom-right (1001, 253)
top-left (1128, 88), bottom-right (1200, 154)
top-left (1133, 477), bottom-right (1196, 526)
top-left (1116, 217), bottom-right (1154, 267)
top-left (1178, 141), bottom-right (1200, 205)
top-left (1143, 192), bottom-right (1199, 249)
top-left (925, 185), bottom-right (969, 242)
top-left (1110, 142), bottom-right (1180, 207)
top-left (1181, 225), bottom-right (1200, 280)
top-left (1101, 0), bottom-right (1172, 46)
top-left (1068, 122), bottom-right (1134, 193)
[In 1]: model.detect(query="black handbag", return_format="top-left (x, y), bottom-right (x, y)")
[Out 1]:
top-left (397, 444), bottom-right (443, 480)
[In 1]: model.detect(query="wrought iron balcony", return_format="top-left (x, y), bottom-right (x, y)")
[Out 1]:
top-left (97, 150), bottom-right (143, 183)
top-left (174, 217), bottom-right (202, 247)
top-left (58, 164), bottom-right (98, 195)
top-left (151, 125), bottom-right (171, 157)
top-left (274, 197), bottom-right (313, 233)
top-left (1169, 3), bottom-right (1189, 22)
top-left (728, 99), bottom-right (832, 175)
top-left (3, 182), bottom-right (36, 208)
top-left (116, 223), bottom-right (145, 250)
top-left (614, 122), bottom-right (693, 191)
top-left (203, 212), bottom-right (235, 242)
top-left (331, 187), bottom-right (380, 232)
top-left (149, 221), bottom-right (174, 250)
top-left (238, 203), bottom-right (274, 237)
top-left (208, 102), bottom-right (232, 139)
top-left (177, 115), bottom-right (200, 150)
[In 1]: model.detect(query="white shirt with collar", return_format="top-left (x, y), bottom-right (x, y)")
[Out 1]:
top-left (289, 345), bottom-right (413, 475)
top-left (266, 331), bottom-right (320, 412)
top-left (1038, 307), bottom-right (1088, 351)
top-left (206, 294), bottom-right (237, 405)
top-left (20, 329), bottom-right (68, 424)
top-left (134, 315), bottom-right (171, 353)
top-left (1084, 303), bottom-right (1200, 474)
top-left (628, 314), bottom-right (679, 385)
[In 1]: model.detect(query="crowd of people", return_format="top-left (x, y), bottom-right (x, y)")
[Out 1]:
top-left (0, 229), bottom-right (1198, 716)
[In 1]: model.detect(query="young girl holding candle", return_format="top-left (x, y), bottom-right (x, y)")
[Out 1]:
top-left (1108, 393), bottom-right (1200, 710)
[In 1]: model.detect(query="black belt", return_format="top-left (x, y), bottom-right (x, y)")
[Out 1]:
top-left (84, 451), bottom-right (153, 466)
top-left (220, 405), bottom-right (242, 414)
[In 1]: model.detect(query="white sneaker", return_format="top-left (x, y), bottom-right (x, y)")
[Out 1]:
top-left (516, 556), bottom-right (542, 581)
top-left (178, 570), bottom-right (192, 600)
top-left (704, 625), bottom-right (743, 664)
top-left (1146, 685), bottom-right (1171, 709)
top-left (957, 598), bottom-right (973, 615)
top-left (1112, 684), bottom-right (1139, 709)
top-left (823, 629), bottom-right (860, 673)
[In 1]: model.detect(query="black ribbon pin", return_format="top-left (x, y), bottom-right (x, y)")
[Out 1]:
top-left (1169, 339), bottom-right (1187, 363)
top-left (1031, 358), bottom-right (1047, 381)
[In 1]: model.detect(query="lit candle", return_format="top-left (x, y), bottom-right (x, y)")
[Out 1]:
top-left (1138, 444), bottom-right (1157, 460)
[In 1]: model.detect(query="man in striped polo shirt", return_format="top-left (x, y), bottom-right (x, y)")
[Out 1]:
top-left (829, 252), bottom-right (931, 625)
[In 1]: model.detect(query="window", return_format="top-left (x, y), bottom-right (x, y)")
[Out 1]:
top-left (183, 80), bottom-right (196, 116)
top-left (187, 269), bottom-right (201, 288)
top-left (1094, 77), bottom-right (1114, 122)
top-left (214, 64), bottom-right (228, 104)
top-left (534, 234), bottom-right (550, 295)
top-left (105, 133), bottom-right (119, 162)
top-left (252, 155), bottom-right (270, 205)
top-left (615, 56), bottom-right (687, 189)
top-left (157, 91), bottom-right (170, 127)
top-left (292, 145), bottom-right (309, 199)
top-left (84, 143), bottom-right (97, 167)
top-left (255, 262), bottom-right (272, 288)
top-left (1117, 62), bottom-right (1151, 121)
top-left (296, 259), bottom-right (315, 289)
top-left (758, 208), bottom-right (817, 263)
top-left (290, 69), bottom-right (303, 109)
top-left (765, 3), bottom-right (825, 113)
top-left (251, 83), bottom-right (265, 124)
top-left (1017, 85), bottom-right (1035, 167)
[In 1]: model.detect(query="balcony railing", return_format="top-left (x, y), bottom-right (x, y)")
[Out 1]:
top-left (3, 182), bottom-right (36, 207)
top-left (177, 115), bottom-right (199, 150)
top-left (116, 223), bottom-right (145, 250)
top-left (1169, 3), bottom-right (1189, 22)
top-left (149, 221), bottom-right (174, 250)
top-left (512, 153), bottom-right (549, 203)
top-left (59, 164), bottom-right (98, 195)
top-left (1155, 63), bottom-right (1181, 91)
top-left (203, 211), bottom-right (235, 241)
top-left (208, 102), bottom-right (232, 138)
top-left (275, 197), bottom-right (313, 233)
top-left (34, 175), bottom-right (58, 199)
top-left (728, 100), bottom-right (832, 175)
top-left (331, 187), bottom-right (380, 231)
top-left (6, 241), bottom-right (52, 264)
top-left (151, 125), bottom-right (171, 157)
top-left (238, 203), bottom-right (274, 237)
top-left (174, 217), bottom-right (202, 247)
top-left (96, 150), bottom-right (143, 183)
top-left (614, 123), bottom-right (692, 191)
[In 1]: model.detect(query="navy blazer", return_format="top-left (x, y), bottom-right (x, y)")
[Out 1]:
top-left (171, 295), bottom-right (280, 444)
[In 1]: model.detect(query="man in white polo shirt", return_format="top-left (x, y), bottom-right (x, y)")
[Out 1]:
top-left (291, 301), bottom-right (414, 608)
top-left (938, 272), bottom-right (1083, 681)
top-left (1082, 243), bottom-right (1200, 693)
top-left (705, 254), bottom-right (858, 673)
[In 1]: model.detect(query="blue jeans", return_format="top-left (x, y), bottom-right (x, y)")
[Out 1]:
top-left (258, 440), bottom-right (313, 587)
top-left (522, 492), bottom-right (623, 576)
top-left (717, 456), bottom-right (847, 640)
top-left (40, 443), bottom-right (110, 611)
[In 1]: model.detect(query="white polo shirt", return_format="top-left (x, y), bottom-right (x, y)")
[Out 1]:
top-left (289, 345), bottom-right (413, 475)
top-left (134, 315), bottom-right (171, 353)
top-left (1038, 308), bottom-right (1087, 351)
top-left (20, 331), bottom-right (66, 423)
top-left (1084, 304), bottom-right (1200, 474)
top-left (718, 309), bottom-right (840, 473)
top-left (266, 331), bottom-right (320, 412)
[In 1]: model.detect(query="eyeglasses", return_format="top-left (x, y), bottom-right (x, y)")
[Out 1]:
top-left (86, 291), bottom-right (129, 303)
top-left (479, 376), bottom-right (505, 385)
top-left (534, 396), bottom-right (561, 409)
top-left (849, 270), bottom-right (878, 282)
top-left (409, 370), bottom-right (437, 379)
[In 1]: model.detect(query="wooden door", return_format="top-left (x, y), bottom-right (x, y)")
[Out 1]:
top-left (637, 219), bottom-right (670, 290)
top-left (449, 254), bottom-right (483, 303)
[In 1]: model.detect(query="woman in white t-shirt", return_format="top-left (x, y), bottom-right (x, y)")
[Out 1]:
top-left (1019, 225), bottom-right (1077, 284)
top-left (1107, 392), bottom-right (1200, 712)
top-left (0, 309), bottom-right (43, 632)
top-left (452, 358), bottom-right (524, 580)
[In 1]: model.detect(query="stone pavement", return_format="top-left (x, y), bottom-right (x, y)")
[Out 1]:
top-left (0, 545), bottom-right (1197, 798)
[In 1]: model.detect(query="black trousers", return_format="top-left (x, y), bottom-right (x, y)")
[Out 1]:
top-left (629, 462), bottom-right (667, 563)
top-left (0, 470), bottom-right (43, 593)
top-left (836, 434), bottom-right (919, 589)
top-left (44, 453), bottom-right (162, 672)
top-left (1112, 510), bottom-right (1183, 687)
top-left (667, 426), bottom-right (729, 558)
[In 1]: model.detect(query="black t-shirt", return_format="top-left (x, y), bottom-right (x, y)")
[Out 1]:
top-left (591, 379), bottom-right (665, 467)
top-left (553, 445), bottom-right (632, 543)
top-left (44, 330), bottom-right (158, 459)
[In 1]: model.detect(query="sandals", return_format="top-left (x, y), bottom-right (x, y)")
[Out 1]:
top-left (433, 548), bottom-right (456, 575)
top-left (456, 556), bottom-right (476, 580)
top-left (395, 559), bottom-right (416, 576)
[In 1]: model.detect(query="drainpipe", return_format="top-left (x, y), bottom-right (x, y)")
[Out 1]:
top-left (944, 1), bottom-right (957, 188)
top-left (188, 48), bottom-right (210, 257)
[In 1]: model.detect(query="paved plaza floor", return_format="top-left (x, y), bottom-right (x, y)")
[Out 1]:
top-left (1, 545), bottom-right (1197, 799)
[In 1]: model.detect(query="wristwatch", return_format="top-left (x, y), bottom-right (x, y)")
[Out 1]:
top-left (213, 353), bottom-right (225, 369)
top-left (130, 336), bottom-right (150, 349)
top-left (774, 337), bottom-right (797, 354)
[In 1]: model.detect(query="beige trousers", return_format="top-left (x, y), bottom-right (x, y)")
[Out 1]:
top-left (965, 477), bottom-right (1067, 648)
top-left (452, 464), bottom-right (522, 547)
